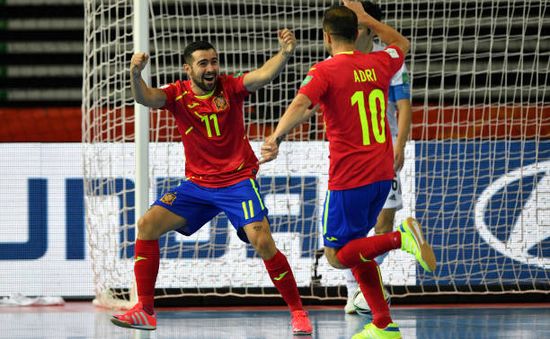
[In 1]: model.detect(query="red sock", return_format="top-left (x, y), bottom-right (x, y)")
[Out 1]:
top-left (134, 239), bottom-right (159, 315)
top-left (353, 261), bottom-right (392, 328)
top-left (336, 232), bottom-right (401, 268)
top-left (263, 250), bottom-right (303, 312)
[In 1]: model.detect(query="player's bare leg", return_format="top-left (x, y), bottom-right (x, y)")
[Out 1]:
top-left (373, 207), bottom-right (397, 265)
top-left (111, 206), bottom-right (187, 331)
top-left (245, 218), bottom-right (312, 335)
top-left (375, 208), bottom-right (396, 235)
top-left (244, 218), bottom-right (278, 260)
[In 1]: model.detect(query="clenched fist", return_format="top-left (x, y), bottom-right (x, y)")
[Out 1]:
top-left (278, 28), bottom-right (297, 57)
top-left (130, 52), bottom-right (149, 76)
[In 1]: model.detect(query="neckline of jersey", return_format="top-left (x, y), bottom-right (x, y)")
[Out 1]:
top-left (334, 50), bottom-right (355, 55)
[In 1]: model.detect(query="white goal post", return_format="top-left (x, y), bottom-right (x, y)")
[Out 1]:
top-left (82, 0), bottom-right (550, 308)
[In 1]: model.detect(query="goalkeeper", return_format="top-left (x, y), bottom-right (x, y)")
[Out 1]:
top-left (111, 29), bottom-right (312, 335)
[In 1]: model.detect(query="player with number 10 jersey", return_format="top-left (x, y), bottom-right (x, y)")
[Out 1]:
top-left (298, 47), bottom-right (404, 191)
top-left (260, 4), bottom-right (436, 337)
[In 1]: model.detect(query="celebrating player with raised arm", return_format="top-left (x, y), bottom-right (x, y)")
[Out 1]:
top-left (261, 2), bottom-right (435, 339)
top-left (111, 29), bottom-right (313, 335)
top-left (342, 0), bottom-right (414, 315)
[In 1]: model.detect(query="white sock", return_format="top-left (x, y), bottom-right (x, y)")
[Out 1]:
top-left (344, 269), bottom-right (358, 296)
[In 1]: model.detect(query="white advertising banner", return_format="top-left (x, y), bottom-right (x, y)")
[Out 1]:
top-left (0, 142), bottom-right (416, 296)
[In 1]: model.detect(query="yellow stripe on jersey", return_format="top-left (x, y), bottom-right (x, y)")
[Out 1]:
top-left (187, 102), bottom-right (199, 108)
top-left (185, 126), bottom-right (194, 135)
top-left (175, 91), bottom-right (188, 101)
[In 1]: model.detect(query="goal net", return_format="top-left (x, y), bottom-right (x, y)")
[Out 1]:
top-left (82, 0), bottom-right (549, 308)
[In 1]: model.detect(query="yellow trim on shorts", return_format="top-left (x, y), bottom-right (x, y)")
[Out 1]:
top-left (249, 179), bottom-right (265, 210)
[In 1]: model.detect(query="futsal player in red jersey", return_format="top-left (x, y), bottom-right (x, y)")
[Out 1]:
top-left (111, 29), bottom-right (313, 335)
top-left (261, 2), bottom-right (436, 339)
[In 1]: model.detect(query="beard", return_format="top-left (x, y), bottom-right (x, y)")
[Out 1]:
top-left (190, 72), bottom-right (217, 92)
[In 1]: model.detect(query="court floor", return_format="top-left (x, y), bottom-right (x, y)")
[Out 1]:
top-left (0, 302), bottom-right (548, 339)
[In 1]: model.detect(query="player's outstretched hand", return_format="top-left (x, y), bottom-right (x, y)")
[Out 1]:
top-left (278, 28), bottom-right (296, 57)
top-left (259, 136), bottom-right (280, 164)
top-left (130, 52), bottom-right (149, 75)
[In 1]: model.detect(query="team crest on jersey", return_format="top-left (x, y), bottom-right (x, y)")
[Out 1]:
top-left (160, 192), bottom-right (177, 205)
top-left (213, 94), bottom-right (228, 111)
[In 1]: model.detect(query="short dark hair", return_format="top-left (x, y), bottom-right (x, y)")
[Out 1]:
top-left (322, 5), bottom-right (358, 42)
top-left (183, 41), bottom-right (216, 65)
top-left (361, 1), bottom-right (384, 21)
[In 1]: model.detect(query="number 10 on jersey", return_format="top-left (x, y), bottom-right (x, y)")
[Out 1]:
top-left (351, 89), bottom-right (386, 146)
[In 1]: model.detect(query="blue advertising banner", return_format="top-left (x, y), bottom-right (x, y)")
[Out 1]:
top-left (415, 140), bottom-right (550, 285)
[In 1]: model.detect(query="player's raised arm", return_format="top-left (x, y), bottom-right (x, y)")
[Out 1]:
top-left (260, 94), bottom-right (314, 164)
top-left (243, 28), bottom-right (297, 92)
top-left (343, 0), bottom-right (410, 55)
top-left (130, 52), bottom-right (167, 109)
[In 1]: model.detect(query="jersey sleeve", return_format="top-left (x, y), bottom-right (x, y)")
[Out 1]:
top-left (225, 73), bottom-right (250, 101)
top-left (297, 64), bottom-right (328, 108)
top-left (372, 45), bottom-right (405, 78)
top-left (389, 64), bottom-right (411, 102)
top-left (160, 82), bottom-right (178, 112)
top-left (390, 64), bottom-right (409, 86)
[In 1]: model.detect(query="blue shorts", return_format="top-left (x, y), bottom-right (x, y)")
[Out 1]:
top-left (322, 180), bottom-right (391, 248)
top-left (152, 178), bottom-right (269, 243)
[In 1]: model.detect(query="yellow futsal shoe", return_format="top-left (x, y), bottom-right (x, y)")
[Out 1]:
top-left (352, 322), bottom-right (401, 339)
top-left (398, 217), bottom-right (437, 272)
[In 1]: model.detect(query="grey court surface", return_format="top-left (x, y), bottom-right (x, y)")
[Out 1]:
top-left (0, 302), bottom-right (548, 339)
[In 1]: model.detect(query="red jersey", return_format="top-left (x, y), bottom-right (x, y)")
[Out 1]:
top-left (161, 74), bottom-right (259, 188)
top-left (298, 46), bottom-right (405, 190)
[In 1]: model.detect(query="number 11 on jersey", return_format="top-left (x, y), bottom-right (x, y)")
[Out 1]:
top-left (200, 113), bottom-right (221, 138)
top-left (351, 89), bottom-right (386, 146)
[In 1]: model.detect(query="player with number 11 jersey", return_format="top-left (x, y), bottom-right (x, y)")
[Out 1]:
top-left (111, 32), bottom-right (313, 335)
top-left (161, 74), bottom-right (258, 188)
